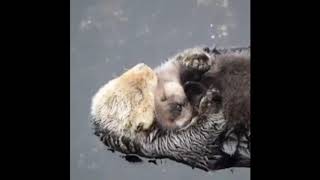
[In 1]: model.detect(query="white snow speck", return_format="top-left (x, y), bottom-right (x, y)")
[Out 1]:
top-left (222, 0), bottom-right (229, 8)
top-left (219, 25), bottom-right (227, 31)
top-left (196, 0), bottom-right (213, 7)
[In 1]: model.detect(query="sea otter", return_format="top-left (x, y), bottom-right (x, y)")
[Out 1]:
top-left (90, 46), bottom-right (250, 171)
top-left (154, 46), bottom-right (250, 131)
top-left (186, 47), bottom-right (251, 129)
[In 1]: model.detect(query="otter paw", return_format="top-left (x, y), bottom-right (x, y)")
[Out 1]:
top-left (199, 88), bottom-right (222, 114)
top-left (180, 48), bottom-right (211, 73)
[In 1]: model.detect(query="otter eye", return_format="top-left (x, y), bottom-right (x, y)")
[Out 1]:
top-left (175, 104), bottom-right (182, 112)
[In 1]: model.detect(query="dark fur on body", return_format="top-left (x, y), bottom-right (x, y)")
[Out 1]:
top-left (200, 49), bottom-right (250, 129)
top-left (92, 47), bottom-right (250, 171)
top-left (196, 48), bottom-right (250, 160)
top-left (181, 47), bottom-right (250, 129)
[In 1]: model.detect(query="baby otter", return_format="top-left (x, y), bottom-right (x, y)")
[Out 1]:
top-left (153, 47), bottom-right (211, 130)
top-left (185, 47), bottom-right (251, 129)
top-left (153, 47), bottom-right (250, 131)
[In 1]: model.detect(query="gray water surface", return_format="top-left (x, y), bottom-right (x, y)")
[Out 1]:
top-left (71, 0), bottom-right (250, 179)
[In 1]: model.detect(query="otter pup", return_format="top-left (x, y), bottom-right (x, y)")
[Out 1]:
top-left (90, 46), bottom-right (251, 171)
top-left (153, 47), bottom-right (211, 130)
top-left (155, 47), bottom-right (250, 130)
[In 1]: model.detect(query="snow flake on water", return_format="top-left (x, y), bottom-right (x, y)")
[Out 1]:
top-left (79, 16), bottom-right (102, 32)
top-left (222, 0), bottom-right (229, 8)
top-left (196, 0), bottom-right (213, 7)
top-left (80, 18), bottom-right (93, 31)
top-left (222, 31), bottom-right (228, 36)
top-left (209, 23), bottom-right (229, 40)
top-left (113, 9), bottom-right (129, 22)
top-left (219, 24), bottom-right (227, 32)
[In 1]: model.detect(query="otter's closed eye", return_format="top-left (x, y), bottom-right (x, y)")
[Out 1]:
top-left (169, 103), bottom-right (183, 119)
top-left (175, 104), bottom-right (182, 112)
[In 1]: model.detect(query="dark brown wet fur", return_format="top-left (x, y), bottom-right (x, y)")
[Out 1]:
top-left (200, 52), bottom-right (250, 129)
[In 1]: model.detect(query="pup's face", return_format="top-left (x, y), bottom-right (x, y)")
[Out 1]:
top-left (155, 82), bottom-right (193, 130)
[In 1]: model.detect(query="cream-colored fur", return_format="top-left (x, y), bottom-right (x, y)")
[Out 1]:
top-left (91, 63), bottom-right (157, 139)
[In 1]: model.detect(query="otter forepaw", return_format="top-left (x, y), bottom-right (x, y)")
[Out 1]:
top-left (180, 48), bottom-right (211, 73)
top-left (199, 88), bottom-right (222, 114)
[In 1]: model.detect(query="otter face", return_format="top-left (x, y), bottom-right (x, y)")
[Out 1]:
top-left (154, 81), bottom-right (193, 130)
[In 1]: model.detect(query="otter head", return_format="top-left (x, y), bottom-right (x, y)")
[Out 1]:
top-left (91, 63), bottom-right (158, 139)
top-left (154, 81), bottom-right (193, 130)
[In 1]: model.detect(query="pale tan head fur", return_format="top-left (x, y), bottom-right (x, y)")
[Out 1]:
top-left (91, 63), bottom-right (157, 139)
top-left (154, 80), bottom-right (193, 130)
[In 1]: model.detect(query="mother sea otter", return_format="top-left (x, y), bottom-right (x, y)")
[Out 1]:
top-left (90, 46), bottom-right (250, 171)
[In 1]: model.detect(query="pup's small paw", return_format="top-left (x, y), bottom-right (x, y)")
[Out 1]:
top-left (199, 88), bottom-right (222, 114)
top-left (179, 48), bottom-right (212, 73)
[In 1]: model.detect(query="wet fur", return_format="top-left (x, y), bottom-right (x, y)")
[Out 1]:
top-left (91, 63), bottom-right (158, 139)
top-left (199, 50), bottom-right (250, 129)
top-left (153, 48), bottom-right (211, 130)
top-left (91, 47), bottom-right (250, 171)
top-left (154, 47), bottom-right (250, 130)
